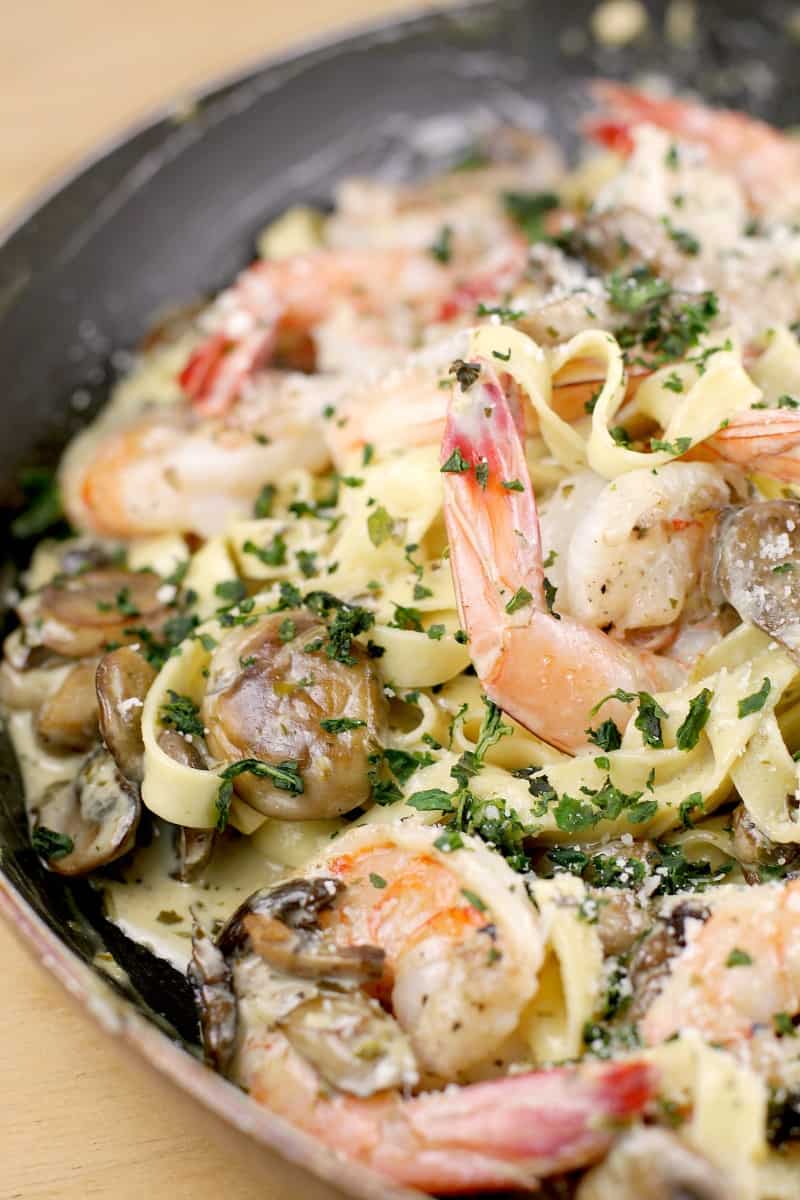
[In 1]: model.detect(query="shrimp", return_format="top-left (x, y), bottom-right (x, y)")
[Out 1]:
top-left (60, 369), bottom-right (339, 538)
top-left (558, 462), bottom-right (730, 635)
top-left (640, 881), bottom-right (800, 1048)
top-left (246, 1033), bottom-right (655, 1194)
top-left (216, 824), bottom-right (656, 1193)
top-left (181, 236), bottom-right (528, 416)
top-left (586, 81), bottom-right (800, 219)
top-left (705, 408), bottom-right (800, 482)
top-left (440, 360), bottom-right (684, 753)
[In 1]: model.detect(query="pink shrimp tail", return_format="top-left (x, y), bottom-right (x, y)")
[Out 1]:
top-left (708, 409), bottom-right (800, 481)
top-left (250, 1031), bottom-right (656, 1194)
top-left (393, 1059), bottom-right (657, 1193)
top-left (441, 363), bottom-right (680, 752)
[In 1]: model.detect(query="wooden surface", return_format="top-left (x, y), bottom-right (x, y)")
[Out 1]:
top-left (0, 4), bottom-right (432, 1197)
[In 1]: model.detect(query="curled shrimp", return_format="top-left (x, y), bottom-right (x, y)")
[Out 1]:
top-left (222, 824), bottom-right (656, 1193)
top-left (60, 370), bottom-right (338, 538)
top-left (704, 408), bottom-right (800, 482)
top-left (440, 361), bottom-right (683, 753)
top-left (181, 236), bottom-right (528, 416)
top-left (586, 81), bottom-right (800, 219)
top-left (640, 881), bottom-right (800, 1049)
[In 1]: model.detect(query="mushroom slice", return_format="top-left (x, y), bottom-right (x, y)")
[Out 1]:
top-left (155, 730), bottom-right (216, 881)
top-left (629, 900), bottom-right (710, 1020)
top-left (30, 746), bottom-right (140, 875)
top-left (731, 803), bottom-right (800, 884)
top-left (19, 568), bottom-right (171, 659)
top-left (205, 878), bottom-right (417, 1097)
top-left (710, 501), bottom-right (800, 656)
top-left (202, 610), bottom-right (388, 820)
top-left (188, 924), bottom-right (237, 1074)
top-left (577, 1127), bottom-right (728, 1200)
top-left (96, 646), bottom-right (158, 781)
top-left (35, 660), bottom-right (99, 751)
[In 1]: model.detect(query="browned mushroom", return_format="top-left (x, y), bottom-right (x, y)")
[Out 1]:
top-left (201, 610), bottom-right (387, 819)
top-left (155, 730), bottom-right (217, 881)
top-left (35, 660), bottom-right (99, 751)
top-left (18, 568), bottom-right (171, 659)
top-left (576, 1127), bottom-right (728, 1200)
top-left (30, 746), bottom-right (140, 875)
top-left (188, 924), bottom-right (237, 1073)
top-left (628, 900), bottom-right (710, 1020)
top-left (731, 803), bottom-right (800, 884)
top-left (96, 646), bottom-right (158, 781)
top-left (192, 877), bottom-right (417, 1095)
top-left (710, 500), bottom-right (800, 657)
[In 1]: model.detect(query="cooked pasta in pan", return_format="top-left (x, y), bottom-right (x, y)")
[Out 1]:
top-left (7, 82), bottom-right (800, 1197)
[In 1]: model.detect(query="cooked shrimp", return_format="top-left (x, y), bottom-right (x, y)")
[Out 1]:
top-left (60, 370), bottom-right (338, 538)
top-left (308, 823), bottom-right (544, 1078)
top-left (440, 361), bottom-right (684, 753)
top-left (562, 462), bottom-right (730, 634)
top-left (223, 825), bottom-right (656, 1192)
top-left (245, 1032), bottom-right (655, 1194)
top-left (181, 235), bottom-right (528, 415)
top-left (641, 881), bottom-right (800, 1048)
top-left (705, 408), bottom-right (800, 482)
top-left (586, 81), bottom-right (800, 219)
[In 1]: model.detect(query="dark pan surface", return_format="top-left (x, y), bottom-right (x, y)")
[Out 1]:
top-left (1, 1), bottom-right (799, 1195)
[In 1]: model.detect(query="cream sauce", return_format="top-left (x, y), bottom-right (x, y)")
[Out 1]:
top-left (102, 825), bottom-right (282, 971)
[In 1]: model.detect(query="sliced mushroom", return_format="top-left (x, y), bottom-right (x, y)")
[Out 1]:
top-left (731, 803), bottom-right (800, 884)
top-left (594, 891), bottom-right (654, 957)
top-left (710, 501), bottom-right (800, 657)
top-left (576, 1127), bottom-right (729, 1200)
top-left (31, 745), bottom-right (140, 875)
top-left (35, 660), bottom-right (99, 751)
top-left (154, 730), bottom-right (217, 880)
top-left (218, 877), bottom-right (354, 961)
top-left (188, 924), bottom-right (237, 1073)
top-left (96, 646), bottom-right (158, 781)
top-left (196, 878), bottom-right (417, 1096)
top-left (202, 610), bottom-right (388, 819)
top-left (18, 568), bottom-right (171, 659)
top-left (628, 901), bottom-right (710, 1020)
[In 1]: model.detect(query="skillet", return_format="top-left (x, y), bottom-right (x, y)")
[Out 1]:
top-left (1, 2), bottom-right (798, 1195)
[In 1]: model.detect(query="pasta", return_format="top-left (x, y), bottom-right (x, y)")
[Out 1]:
top-left (8, 82), bottom-right (800, 1198)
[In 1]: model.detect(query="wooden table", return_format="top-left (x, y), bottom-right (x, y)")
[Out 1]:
top-left (0, 4), bottom-right (430, 1196)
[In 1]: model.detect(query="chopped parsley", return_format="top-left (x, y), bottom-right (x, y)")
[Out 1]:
top-left (738, 677), bottom-right (771, 718)
top-left (505, 586), bottom-right (532, 614)
top-left (367, 505), bottom-right (395, 547)
top-left (441, 447), bottom-right (471, 473)
top-left (475, 459), bottom-right (489, 489)
top-left (675, 688), bottom-right (713, 751)
top-left (390, 603), bottom-right (424, 633)
top-left (650, 436), bottom-right (692, 455)
top-left (586, 719), bottom-right (622, 752)
top-left (726, 947), bottom-right (753, 968)
top-left (31, 827), bottom-right (74, 860)
top-left (406, 788), bottom-right (455, 812)
top-left (215, 579), bottom-right (247, 605)
top-left (253, 483), bottom-right (276, 518)
top-left (592, 689), bottom-right (668, 749)
top-left (476, 302), bottom-right (524, 323)
top-left (503, 190), bottom-right (560, 242)
top-left (12, 467), bottom-right (65, 539)
top-left (216, 758), bottom-right (303, 830)
top-left (502, 478), bottom-right (525, 492)
top-left (278, 617), bottom-right (296, 643)
top-left (369, 872), bottom-right (387, 889)
top-left (160, 690), bottom-right (204, 738)
top-left (460, 887), bottom-right (487, 912)
top-left (430, 224), bottom-right (453, 264)
top-left (543, 576), bottom-right (559, 617)
top-left (434, 830), bottom-right (464, 853)
top-left (320, 716), bottom-right (366, 734)
top-left (679, 792), bottom-right (704, 828)
top-left (243, 533), bottom-right (287, 567)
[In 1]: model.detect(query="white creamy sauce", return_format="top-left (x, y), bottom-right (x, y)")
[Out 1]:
top-left (102, 826), bottom-right (282, 971)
